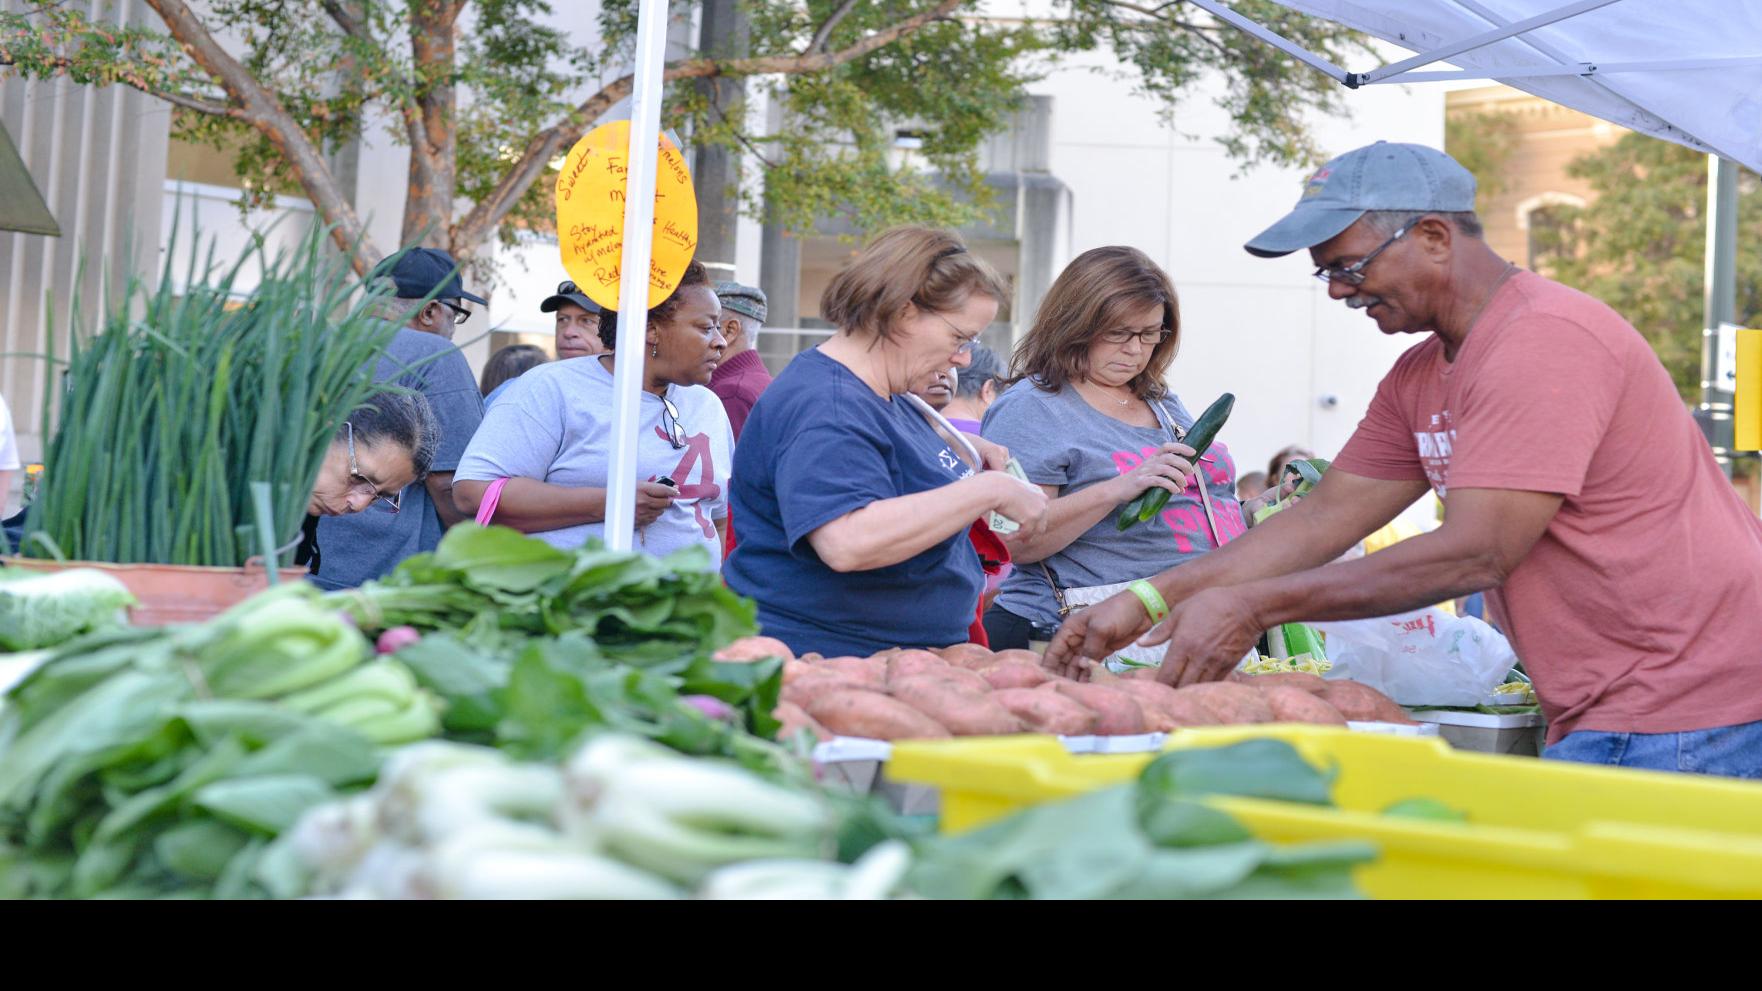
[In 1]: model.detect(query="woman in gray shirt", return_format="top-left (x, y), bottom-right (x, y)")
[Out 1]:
top-left (981, 246), bottom-right (1284, 649)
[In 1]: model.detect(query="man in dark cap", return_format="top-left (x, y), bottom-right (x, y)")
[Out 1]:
top-left (378, 246), bottom-right (489, 341)
top-left (1046, 141), bottom-right (1762, 777)
top-left (540, 279), bottom-right (605, 362)
top-left (708, 280), bottom-right (773, 440)
top-left (312, 247), bottom-right (486, 589)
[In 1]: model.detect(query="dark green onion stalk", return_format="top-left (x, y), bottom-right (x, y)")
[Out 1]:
top-left (20, 217), bottom-right (404, 567)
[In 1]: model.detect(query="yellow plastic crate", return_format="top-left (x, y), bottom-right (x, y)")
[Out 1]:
top-left (886, 726), bottom-right (1762, 899)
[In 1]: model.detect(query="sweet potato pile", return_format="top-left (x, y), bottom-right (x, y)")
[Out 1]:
top-left (709, 637), bottom-right (1417, 742)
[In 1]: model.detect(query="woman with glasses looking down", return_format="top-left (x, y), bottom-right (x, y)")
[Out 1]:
top-left (723, 226), bottom-right (1049, 658)
top-left (295, 392), bottom-right (440, 576)
top-left (979, 246), bottom-right (1286, 652)
top-left (451, 260), bottom-right (735, 561)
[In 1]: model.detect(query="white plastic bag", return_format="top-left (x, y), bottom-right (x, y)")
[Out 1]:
top-left (1312, 607), bottom-right (1517, 706)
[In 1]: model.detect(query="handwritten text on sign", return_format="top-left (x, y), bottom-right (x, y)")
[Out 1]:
top-left (555, 120), bottom-right (698, 311)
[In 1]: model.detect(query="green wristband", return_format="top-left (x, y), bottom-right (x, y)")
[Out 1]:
top-left (1127, 580), bottom-right (1169, 624)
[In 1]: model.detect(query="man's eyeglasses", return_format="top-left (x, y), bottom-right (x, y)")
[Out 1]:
top-left (1098, 327), bottom-right (1172, 347)
top-left (1314, 216), bottom-right (1420, 286)
top-left (442, 299), bottom-right (472, 325)
top-left (659, 396), bottom-right (687, 450)
top-left (345, 421), bottom-right (402, 513)
top-left (926, 310), bottom-right (982, 355)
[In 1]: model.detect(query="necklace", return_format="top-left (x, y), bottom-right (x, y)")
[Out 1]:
top-left (1082, 380), bottom-right (1132, 407)
top-left (1463, 262), bottom-right (1518, 335)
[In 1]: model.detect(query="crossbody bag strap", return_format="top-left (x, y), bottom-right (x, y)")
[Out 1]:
top-left (1039, 561), bottom-right (1072, 617)
top-left (1150, 396), bottom-right (1225, 549)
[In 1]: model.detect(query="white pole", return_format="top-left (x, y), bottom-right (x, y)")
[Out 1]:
top-left (604, 0), bottom-right (672, 553)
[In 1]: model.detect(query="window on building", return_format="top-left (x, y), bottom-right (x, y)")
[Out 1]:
top-left (754, 235), bottom-right (1020, 374)
top-left (1516, 193), bottom-right (1586, 274)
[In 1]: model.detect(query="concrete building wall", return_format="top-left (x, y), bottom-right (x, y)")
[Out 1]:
top-left (0, 0), bottom-right (171, 511)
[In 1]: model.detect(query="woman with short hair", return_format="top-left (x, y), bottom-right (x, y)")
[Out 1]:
top-left (724, 226), bottom-right (1048, 657)
top-left (296, 391), bottom-right (440, 575)
top-left (452, 260), bottom-right (735, 562)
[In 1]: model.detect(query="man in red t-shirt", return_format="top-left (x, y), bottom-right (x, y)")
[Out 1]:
top-left (1044, 142), bottom-right (1762, 776)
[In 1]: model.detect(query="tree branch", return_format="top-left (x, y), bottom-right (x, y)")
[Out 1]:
top-left (807, 0), bottom-right (861, 54)
top-left (450, 0), bottom-right (964, 253)
top-left (319, 0), bottom-right (369, 41)
top-left (144, 0), bottom-right (380, 268)
top-left (0, 50), bottom-right (238, 115)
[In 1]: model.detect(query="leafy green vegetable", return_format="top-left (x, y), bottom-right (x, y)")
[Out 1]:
top-left (1382, 797), bottom-right (1469, 823)
top-left (1137, 739), bottom-right (1337, 806)
top-left (330, 526), bottom-right (757, 670)
top-left (0, 569), bottom-right (135, 651)
top-left (908, 739), bottom-right (1374, 900)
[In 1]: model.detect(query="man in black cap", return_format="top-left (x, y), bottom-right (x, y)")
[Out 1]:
top-left (380, 246), bottom-right (489, 341)
top-left (311, 247), bottom-right (487, 589)
top-left (540, 279), bottom-right (605, 362)
top-left (708, 280), bottom-right (772, 440)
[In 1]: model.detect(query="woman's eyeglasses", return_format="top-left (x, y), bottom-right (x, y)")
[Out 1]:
top-left (1097, 327), bottom-right (1172, 346)
top-left (345, 421), bottom-right (402, 513)
top-left (926, 310), bottom-right (982, 354)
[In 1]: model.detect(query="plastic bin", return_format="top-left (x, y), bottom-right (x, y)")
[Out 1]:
top-left (886, 725), bottom-right (1762, 899)
top-left (1409, 709), bottom-right (1545, 756)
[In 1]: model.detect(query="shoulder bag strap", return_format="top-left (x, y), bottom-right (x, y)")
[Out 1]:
top-left (1149, 396), bottom-right (1225, 549)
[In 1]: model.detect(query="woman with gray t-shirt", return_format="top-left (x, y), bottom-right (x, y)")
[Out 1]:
top-left (980, 246), bottom-right (1285, 649)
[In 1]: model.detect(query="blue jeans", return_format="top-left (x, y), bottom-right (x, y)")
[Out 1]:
top-left (1543, 719), bottom-right (1762, 778)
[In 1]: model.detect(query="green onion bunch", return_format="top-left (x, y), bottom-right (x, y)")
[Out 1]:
top-left (21, 221), bottom-right (402, 567)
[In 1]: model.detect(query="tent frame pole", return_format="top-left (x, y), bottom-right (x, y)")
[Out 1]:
top-left (603, 0), bottom-right (672, 553)
top-left (1351, 0), bottom-right (1621, 85)
top-left (1185, 0), bottom-right (1351, 84)
top-left (1362, 56), bottom-right (1762, 83)
top-left (1699, 154), bottom-right (1741, 475)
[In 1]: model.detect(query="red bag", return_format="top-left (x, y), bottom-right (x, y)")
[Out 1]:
top-left (966, 519), bottom-right (1011, 647)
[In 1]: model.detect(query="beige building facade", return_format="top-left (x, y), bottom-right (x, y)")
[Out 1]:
top-left (1444, 84), bottom-right (1621, 268)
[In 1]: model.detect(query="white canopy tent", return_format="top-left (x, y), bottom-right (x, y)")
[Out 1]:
top-left (1190, 0), bottom-right (1759, 460)
top-left (1194, 0), bottom-right (1762, 173)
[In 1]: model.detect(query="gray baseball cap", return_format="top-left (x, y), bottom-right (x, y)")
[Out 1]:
top-left (1244, 141), bottom-right (1477, 258)
top-left (713, 281), bottom-right (767, 323)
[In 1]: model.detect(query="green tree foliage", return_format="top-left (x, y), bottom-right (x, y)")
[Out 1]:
top-left (1528, 133), bottom-right (1762, 398)
top-left (1, 1), bottom-right (1370, 270)
top-left (1444, 109), bottom-right (1521, 208)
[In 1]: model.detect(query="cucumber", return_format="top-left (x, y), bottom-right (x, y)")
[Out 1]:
top-left (1180, 392), bottom-right (1236, 464)
top-left (1115, 392), bottom-right (1236, 531)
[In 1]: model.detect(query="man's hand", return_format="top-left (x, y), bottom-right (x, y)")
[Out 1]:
top-left (1039, 589), bottom-right (1154, 682)
top-left (1152, 586), bottom-right (1264, 688)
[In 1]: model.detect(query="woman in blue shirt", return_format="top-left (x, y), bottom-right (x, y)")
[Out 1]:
top-left (724, 227), bottom-right (1049, 657)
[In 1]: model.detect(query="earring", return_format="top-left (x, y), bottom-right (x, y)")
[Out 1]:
top-left (650, 343), bottom-right (659, 359)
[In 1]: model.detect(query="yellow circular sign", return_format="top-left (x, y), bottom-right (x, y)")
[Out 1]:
top-left (554, 120), bottom-right (699, 311)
